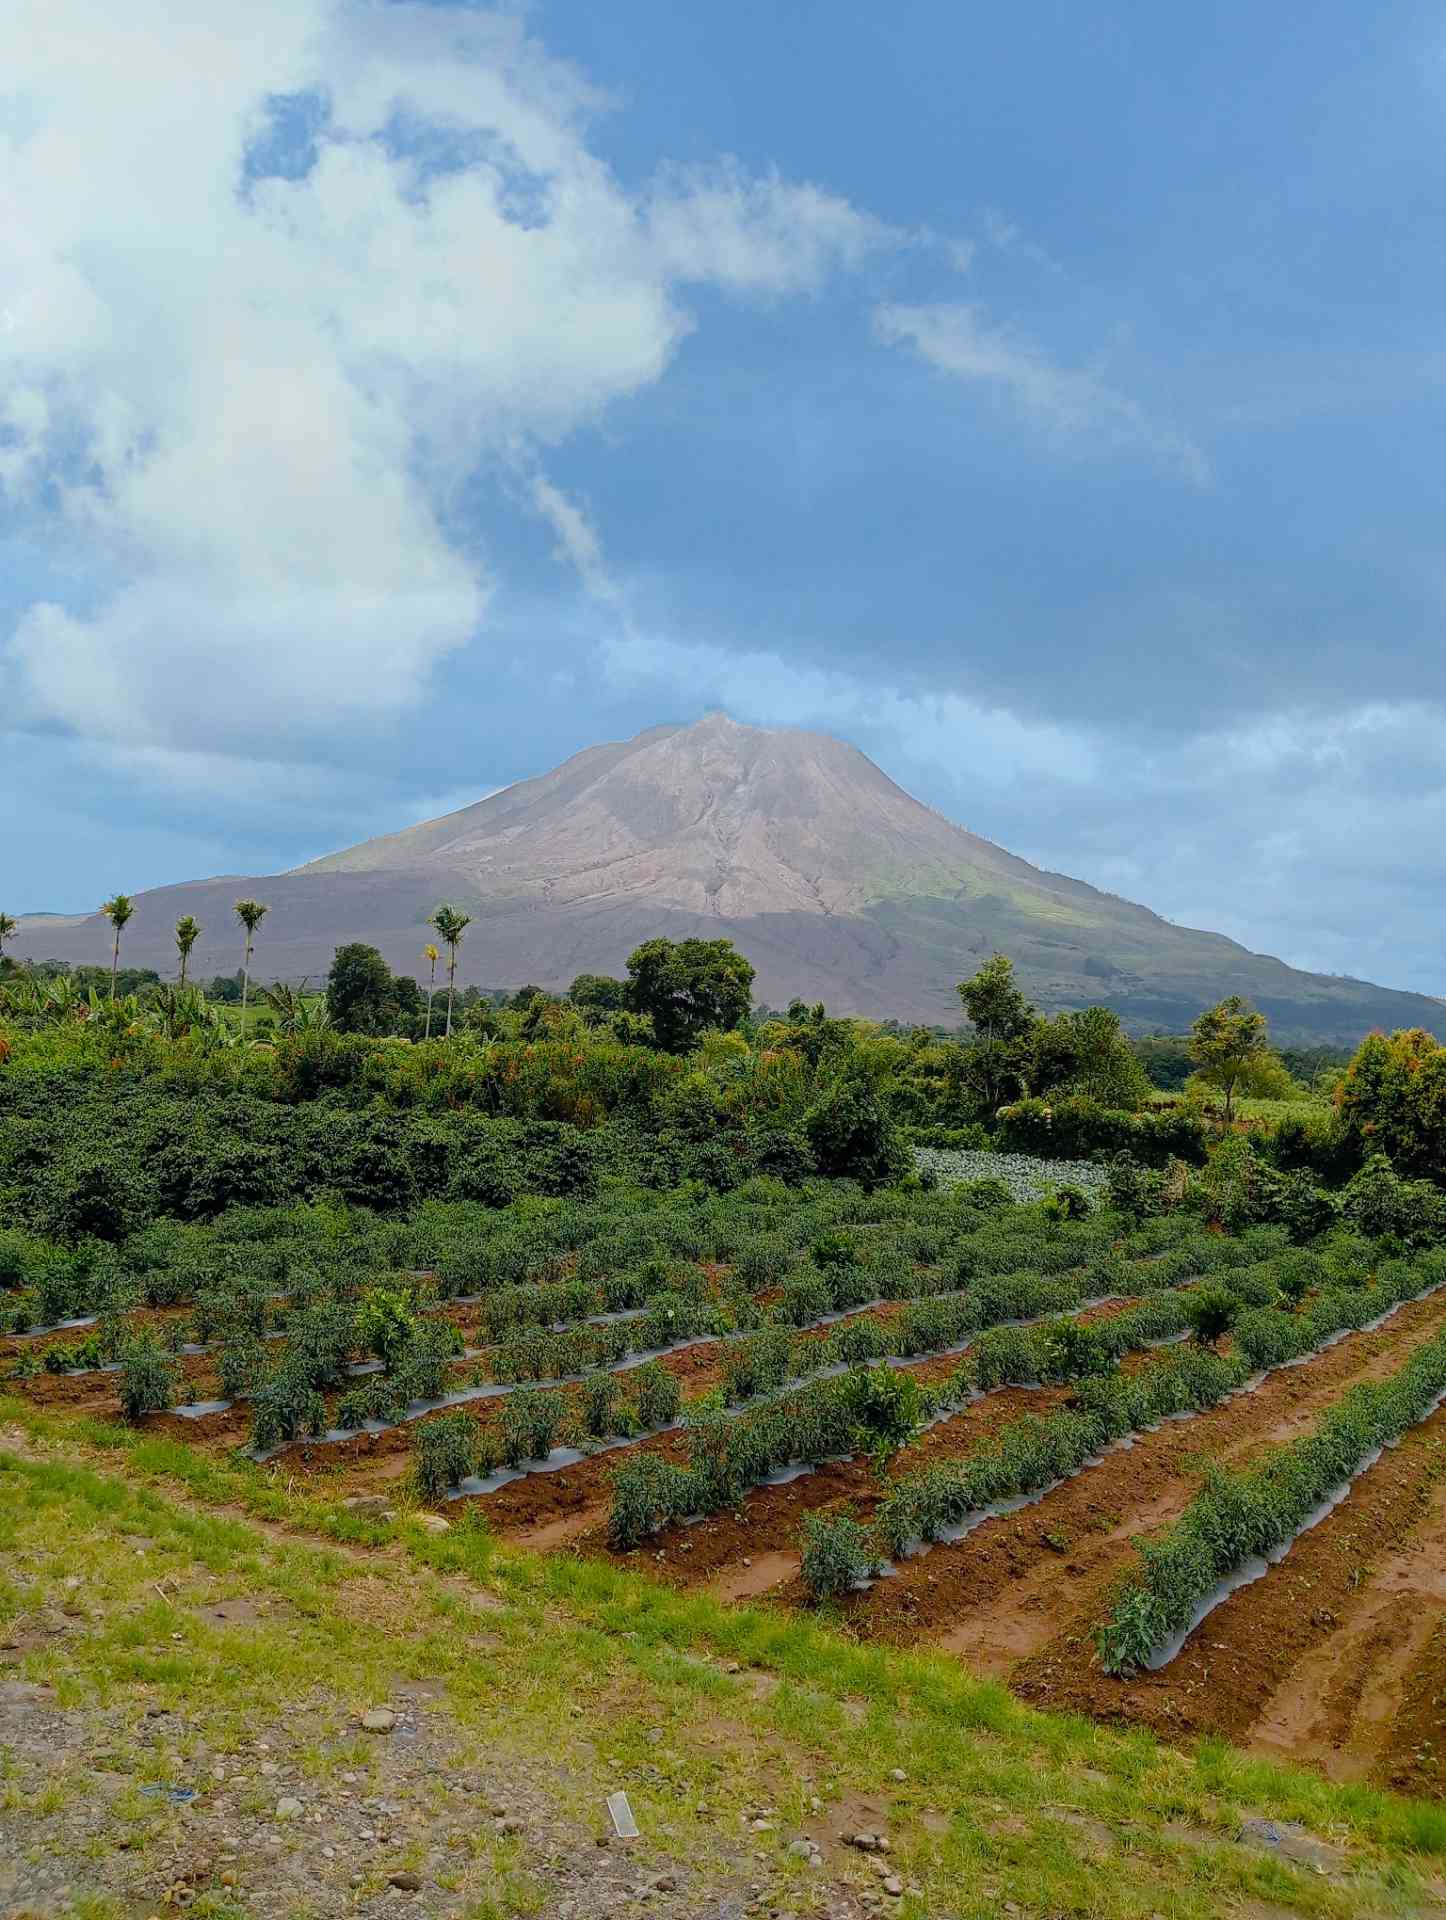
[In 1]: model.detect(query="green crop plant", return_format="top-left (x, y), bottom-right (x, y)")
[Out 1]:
top-left (580, 1369), bottom-right (620, 1437)
top-left (249, 1360), bottom-right (328, 1451)
top-left (117, 1336), bottom-right (177, 1421)
top-left (1096, 1320), bottom-right (1446, 1675)
top-left (607, 1452), bottom-right (699, 1549)
top-left (355, 1285), bottom-right (419, 1369)
top-left (499, 1385), bottom-right (567, 1466)
top-left (631, 1359), bottom-right (682, 1429)
top-left (1184, 1285), bottom-right (1240, 1347)
top-left (413, 1411), bottom-right (478, 1498)
top-left (800, 1512), bottom-right (881, 1601)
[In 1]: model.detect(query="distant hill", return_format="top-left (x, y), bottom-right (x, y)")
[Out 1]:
top-left (15, 713), bottom-right (1444, 1044)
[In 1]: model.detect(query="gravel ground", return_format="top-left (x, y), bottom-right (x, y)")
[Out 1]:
top-left (0, 1668), bottom-right (861, 1920)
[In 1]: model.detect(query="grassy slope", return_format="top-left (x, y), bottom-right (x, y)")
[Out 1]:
top-left (4, 1398), bottom-right (1446, 1920)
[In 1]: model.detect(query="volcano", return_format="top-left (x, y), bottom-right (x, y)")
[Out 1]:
top-left (15, 713), bottom-right (1444, 1042)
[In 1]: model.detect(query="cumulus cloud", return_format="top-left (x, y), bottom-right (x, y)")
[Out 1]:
top-left (875, 301), bottom-right (1208, 483)
top-left (0, 0), bottom-right (891, 759)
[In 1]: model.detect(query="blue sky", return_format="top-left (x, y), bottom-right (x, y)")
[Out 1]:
top-left (3, 0), bottom-right (1445, 994)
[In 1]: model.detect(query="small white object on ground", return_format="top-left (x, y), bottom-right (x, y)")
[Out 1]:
top-left (608, 1791), bottom-right (640, 1840)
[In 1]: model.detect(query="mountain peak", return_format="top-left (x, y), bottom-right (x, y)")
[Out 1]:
top-left (15, 716), bottom-right (1446, 1043)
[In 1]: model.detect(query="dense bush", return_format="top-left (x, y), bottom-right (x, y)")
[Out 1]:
top-left (499, 1385), bottom-right (567, 1465)
top-left (631, 1360), bottom-right (682, 1430)
top-left (996, 1098), bottom-right (1208, 1169)
top-left (803, 1077), bottom-right (910, 1187)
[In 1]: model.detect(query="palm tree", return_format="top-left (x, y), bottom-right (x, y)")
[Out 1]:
top-left (175, 913), bottom-right (202, 988)
top-left (0, 911), bottom-right (16, 962)
top-left (422, 943), bottom-right (439, 1041)
top-left (100, 894), bottom-right (135, 998)
top-left (427, 905), bottom-right (472, 1037)
top-left (233, 899), bottom-right (269, 1021)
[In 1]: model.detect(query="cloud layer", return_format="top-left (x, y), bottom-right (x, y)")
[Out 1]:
top-left (0, 0), bottom-right (888, 757)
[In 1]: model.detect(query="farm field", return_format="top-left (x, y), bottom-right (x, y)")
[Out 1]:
top-left (9, 1163), bottom-right (1446, 1814)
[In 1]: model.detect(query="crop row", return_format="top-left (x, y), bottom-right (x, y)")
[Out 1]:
top-left (874, 1249), bottom-right (1445, 1553)
top-left (1094, 1317), bottom-right (1446, 1674)
top-left (598, 1244), bottom-right (1385, 1553)
top-left (794, 1248), bottom-right (1446, 1596)
top-left (4, 1168), bottom-right (1237, 1337)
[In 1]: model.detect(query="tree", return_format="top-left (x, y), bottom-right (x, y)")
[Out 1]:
top-left (569, 972), bottom-right (628, 1018)
top-left (1335, 1028), bottom-right (1446, 1182)
top-left (1188, 994), bottom-right (1275, 1124)
top-left (326, 943), bottom-right (400, 1035)
top-left (422, 943), bottom-right (439, 1041)
top-left (1031, 1005), bottom-right (1151, 1110)
top-left (100, 894), bottom-right (135, 999)
top-left (233, 899), bottom-right (269, 1021)
top-left (956, 953), bottom-right (1035, 1113)
top-left (428, 904), bottom-right (472, 1037)
top-left (624, 937), bottom-right (755, 1053)
top-left (0, 912), bottom-right (16, 961)
top-left (803, 1074), bottom-right (909, 1187)
top-left (174, 914), bottom-right (202, 988)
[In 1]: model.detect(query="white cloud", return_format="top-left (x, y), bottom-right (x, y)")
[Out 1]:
top-left (0, 0), bottom-right (892, 758)
top-left (599, 627), bottom-right (1099, 791)
top-left (875, 301), bottom-right (1208, 482)
top-left (645, 163), bottom-right (897, 295)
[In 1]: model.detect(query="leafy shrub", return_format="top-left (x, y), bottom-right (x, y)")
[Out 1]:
top-left (997, 1098), bottom-right (1206, 1169)
top-left (775, 1274), bottom-right (833, 1327)
top-left (117, 1337), bottom-right (177, 1420)
top-left (721, 1327), bottom-right (795, 1403)
top-left (250, 1361), bottom-right (328, 1450)
top-left (413, 1412), bottom-right (477, 1497)
top-left (499, 1385), bottom-right (566, 1465)
top-left (829, 1317), bottom-right (890, 1366)
top-left (217, 1331), bottom-right (267, 1399)
top-left (1043, 1185), bottom-right (1092, 1222)
top-left (1184, 1286), bottom-right (1240, 1347)
top-left (1039, 1318), bottom-right (1111, 1383)
top-left (631, 1360), bottom-right (682, 1430)
top-left (391, 1321), bottom-right (464, 1403)
top-left (803, 1077), bottom-right (909, 1188)
top-left (355, 1286), bottom-right (419, 1369)
top-left (840, 1363), bottom-right (923, 1457)
top-left (809, 1231), bottom-right (858, 1271)
top-left (731, 1236), bottom-right (793, 1291)
top-left (580, 1370), bottom-right (620, 1438)
top-left (800, 1512), bottom-right (880, 1601)
top-left (608, 1452), bottom-right (697, 1548)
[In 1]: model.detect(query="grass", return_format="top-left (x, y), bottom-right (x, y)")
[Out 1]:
top-left (3, 1392), bottom-right (1446, 1918)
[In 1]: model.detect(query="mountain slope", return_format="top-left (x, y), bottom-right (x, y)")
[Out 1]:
top-left (14, 713), bottom-right (1444, 1042)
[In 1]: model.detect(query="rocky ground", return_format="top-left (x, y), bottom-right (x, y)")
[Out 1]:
top-left (4, 1408), bottom-right (1445, 1920)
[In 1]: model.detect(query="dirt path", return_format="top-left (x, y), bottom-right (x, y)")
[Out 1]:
top-left (1383, 1612), bottom-right (1446, 1800)
top-left (1251, 1462), bottom-right (1446, 1780)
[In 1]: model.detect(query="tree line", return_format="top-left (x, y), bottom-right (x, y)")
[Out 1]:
top-left (0, 891), bottom-right (1355, 1130)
